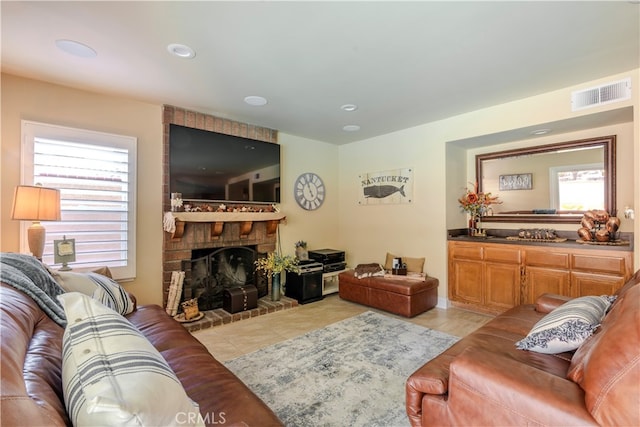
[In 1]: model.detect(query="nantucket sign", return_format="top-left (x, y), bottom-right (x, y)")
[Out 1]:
top-left (358, 168), bottom-right (413, 205)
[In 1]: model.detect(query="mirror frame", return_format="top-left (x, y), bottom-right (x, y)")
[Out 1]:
top-left (476, 135), bottom-right (616, 224)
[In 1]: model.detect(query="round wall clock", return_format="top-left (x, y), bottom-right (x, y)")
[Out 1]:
top-left (294, 172), bottom-right (325, 210)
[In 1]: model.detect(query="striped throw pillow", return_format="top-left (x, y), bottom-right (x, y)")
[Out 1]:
top-left (58, 292), bottom-right (203, 426)
top-left (515, 295), bottom-right (613, 354)
top-left (54, 271), bottom-right (134, 315)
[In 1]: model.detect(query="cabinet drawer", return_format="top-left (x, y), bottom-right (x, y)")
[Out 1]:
top-left (525, 250), bottom-right (569, 269)
top-left (571, 271), bottom-right (627, 297)
top-left (484, 246), bottom-right (520, 264)
top-left (572, 254), bottom-right (627, 275)
top-left (450, 245), bottom-right (482, 260)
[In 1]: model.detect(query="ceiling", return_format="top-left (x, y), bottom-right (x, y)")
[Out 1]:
top-left (2, 1), bottom-right (639, 145)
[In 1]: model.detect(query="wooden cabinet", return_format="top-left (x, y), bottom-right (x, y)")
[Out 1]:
top-left (448, 240), bottom-right (633, 314)
top-left (448, 242), bottom-right (521, 314)
top-left (524, 249), bottom-right (571, 303)
top-left (449, 243), bottom-right (483, 305)
top-left (571, 252), bottom-right (630, 296)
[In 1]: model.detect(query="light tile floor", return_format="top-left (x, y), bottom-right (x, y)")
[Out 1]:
top-left (192, 294), bottom-right (493, 362)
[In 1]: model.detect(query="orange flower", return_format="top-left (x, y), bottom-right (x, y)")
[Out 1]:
top-left (458, 182), bottom-right (501, 218)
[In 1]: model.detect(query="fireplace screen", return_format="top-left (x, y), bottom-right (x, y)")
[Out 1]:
top-left (182, 246), bottom-right (263, 311)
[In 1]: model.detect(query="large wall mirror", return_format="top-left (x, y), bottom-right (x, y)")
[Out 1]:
top-left (477, 135), bottom-right (616, 224)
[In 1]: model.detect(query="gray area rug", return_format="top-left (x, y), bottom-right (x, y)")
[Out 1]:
top-left (225, 311), bottom-right (459, 427)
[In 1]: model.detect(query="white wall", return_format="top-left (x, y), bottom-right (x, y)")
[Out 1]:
top-left (3, 69), bottom-right (638, 307)
top-left (0, 74), bottom-right (343, 305)
top-left (276, 133), bottom-right (341, 255)
top-left (338, 69), bottom-right (639, 304)
top-left (1, 73), bottom-right (164, 304)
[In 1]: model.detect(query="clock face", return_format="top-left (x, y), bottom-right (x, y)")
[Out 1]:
top-left (294, 173), bottom-right (325, 210)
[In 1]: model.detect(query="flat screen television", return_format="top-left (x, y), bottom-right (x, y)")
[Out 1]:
top-left (169, 124), bottom-right (281, 203)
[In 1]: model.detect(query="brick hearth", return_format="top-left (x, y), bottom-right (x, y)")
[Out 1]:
top-left (179, 296), bottom-right (298, 333)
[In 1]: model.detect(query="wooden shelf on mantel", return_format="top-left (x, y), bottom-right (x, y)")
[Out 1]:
top-left (166, 211), bottom-right (286, 239)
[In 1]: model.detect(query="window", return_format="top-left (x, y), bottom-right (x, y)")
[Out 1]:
top-left (21, 121), bottom-right (137, 280)
top-left (549, 163), bottom-right (604, 211)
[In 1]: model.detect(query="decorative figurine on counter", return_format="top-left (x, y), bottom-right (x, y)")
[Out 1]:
top-left (577, 210), bottom-right (620, 242)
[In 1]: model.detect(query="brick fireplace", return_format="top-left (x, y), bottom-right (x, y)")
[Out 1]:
top-left (162, 105), bottom-right (282, 309)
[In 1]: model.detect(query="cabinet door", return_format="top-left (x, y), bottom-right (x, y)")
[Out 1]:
top-left (449, 259), bottom-right (483, 305)
top-left (484, 262), bottom-right (521, 311)
top-left (570, 272), bottom-right (627, 297)
top-left (526, 266), bottom-right (571, 303)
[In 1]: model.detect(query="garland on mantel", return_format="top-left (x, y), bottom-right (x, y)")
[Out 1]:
top-left (179, 202), bottom-right (279, 214)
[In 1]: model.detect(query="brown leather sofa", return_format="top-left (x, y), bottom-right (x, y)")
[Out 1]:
top-left (1, 281), bottom-right (282, 426)
top-left (406, 269), bottom-right (640, 427)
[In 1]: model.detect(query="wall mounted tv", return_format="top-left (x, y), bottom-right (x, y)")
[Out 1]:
top-left (169, 124), bottom-right (281, 203)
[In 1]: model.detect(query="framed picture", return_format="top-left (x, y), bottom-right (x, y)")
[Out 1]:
top-left (499, 173), bottom-right (532, 191)
top-left (54, 237), bottom-right (76, 270)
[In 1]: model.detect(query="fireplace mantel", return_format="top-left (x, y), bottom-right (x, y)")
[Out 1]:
top-left (167, 211), bottom-right (286, 239)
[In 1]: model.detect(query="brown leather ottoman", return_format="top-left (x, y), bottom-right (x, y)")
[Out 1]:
top-left (338, 271), bottom-right (438, 317)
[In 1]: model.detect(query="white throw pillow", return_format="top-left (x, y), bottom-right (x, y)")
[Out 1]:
top-left (515, 295), bottom-right (613, 354)
top-left (58, 292), bottom-right (203, 427)
top-left (55, 271), bottom-right (134, 315)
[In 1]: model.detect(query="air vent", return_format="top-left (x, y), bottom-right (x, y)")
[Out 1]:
top-left (571, 78), bottom-right (631, 111)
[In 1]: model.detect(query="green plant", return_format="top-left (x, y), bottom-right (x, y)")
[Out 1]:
top-left (254, 252), bottom-right (298, 275)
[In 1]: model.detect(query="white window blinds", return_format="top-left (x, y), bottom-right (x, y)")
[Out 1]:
top-left (21, 121), bottom-right (137, 280)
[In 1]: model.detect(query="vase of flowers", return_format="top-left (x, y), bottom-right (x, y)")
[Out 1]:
top-left (254, 252), bottom-right (298, 301)
top-left (458, 182), bottom-right (501, 236)
top-left (294, 240), bottom-right (308, 261)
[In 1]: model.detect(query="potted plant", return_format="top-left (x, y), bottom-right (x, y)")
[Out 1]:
top-left (254, 252), bottom-right (298, 301)
top-left (294, 240), bottom-right (308, 261)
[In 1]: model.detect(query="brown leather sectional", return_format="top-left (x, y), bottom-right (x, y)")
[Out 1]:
top-left (338, 271), bottom-right (438, 317)
top-left (406, 268), bottom-right (640, 427)
top-left (0, 282), bottom-right (283, 427)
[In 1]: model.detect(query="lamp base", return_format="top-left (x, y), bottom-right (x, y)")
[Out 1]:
top-left (27, 221), bottom-right (46, 260)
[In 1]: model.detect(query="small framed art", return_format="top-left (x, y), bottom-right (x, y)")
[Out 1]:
top-left (499, 173), bottom-right (532, 191)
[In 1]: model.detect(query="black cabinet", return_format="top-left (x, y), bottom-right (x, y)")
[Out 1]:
top-left (285, 270), bottom-right (323, 304)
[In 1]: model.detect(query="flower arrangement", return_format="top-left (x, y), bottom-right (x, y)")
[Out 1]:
top-left (254, 252), bottom-right (298, 276)
top-left (458, 182), bottom-right (501, 219)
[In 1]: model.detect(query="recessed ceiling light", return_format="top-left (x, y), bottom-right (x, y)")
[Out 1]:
top-left (244, 96), bottom-right (268, 106)
top-left (55, 39), bottom-right (97, 58)
top-left (531, 128), bottom-right (551, 136)
top-left (343, 125), bottom-right (360, 132)
top-left (167, 43), bottom-right (196, 59)
top-left (340, 104), bottom-right (358, 112)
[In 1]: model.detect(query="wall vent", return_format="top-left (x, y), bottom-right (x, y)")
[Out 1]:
top-left (571, 78), bottom-right (631, 111)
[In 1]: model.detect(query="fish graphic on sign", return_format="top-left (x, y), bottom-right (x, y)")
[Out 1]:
top-left (359, 168), bottom-right (413, 205)
top-left (363, 185), bottom-right (406, 199)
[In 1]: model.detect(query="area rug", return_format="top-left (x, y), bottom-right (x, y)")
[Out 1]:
top-left (225, 311), bottom-right (459, 427)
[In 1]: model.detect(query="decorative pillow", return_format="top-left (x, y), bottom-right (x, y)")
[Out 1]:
top-left (53, 271), bottom-right (134, 315)
top-left (58, 292), bottom-right (204, 427)
top-left (384, 253), bottom-right (425, 273)
top-left (515, 295), bottom-right (613, 354)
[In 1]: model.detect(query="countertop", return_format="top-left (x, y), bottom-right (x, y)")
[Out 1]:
top-left (448, 228), bottom-right (634, 252)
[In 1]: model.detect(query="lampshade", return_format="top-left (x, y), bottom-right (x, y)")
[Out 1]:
top-left (11, 185), bottom-right (61, 221)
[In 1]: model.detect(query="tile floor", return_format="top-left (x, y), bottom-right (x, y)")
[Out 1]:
top-left (192, 293), bottom-right (493, 362)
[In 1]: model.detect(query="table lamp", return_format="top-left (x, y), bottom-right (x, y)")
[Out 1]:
top-left (11, 185), bottom-right (61, 260)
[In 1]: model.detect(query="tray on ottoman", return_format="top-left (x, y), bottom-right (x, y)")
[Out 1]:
top-left (223, 285), bottom-right (258, 314)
